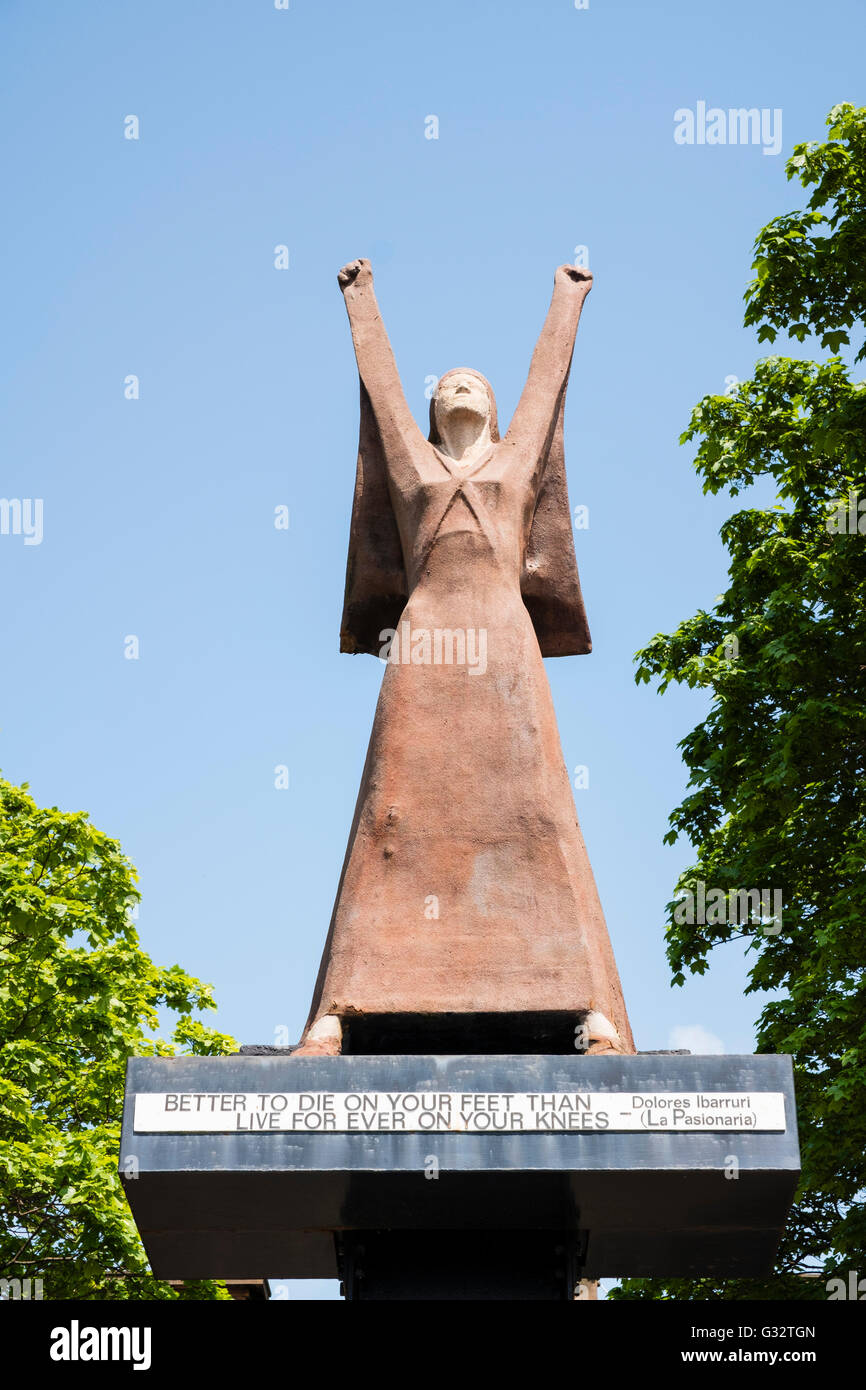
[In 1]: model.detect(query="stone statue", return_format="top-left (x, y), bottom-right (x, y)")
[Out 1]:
top-left (296, 259), bottom-right (634, 1057)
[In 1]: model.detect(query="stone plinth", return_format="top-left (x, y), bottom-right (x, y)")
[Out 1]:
top-left (121, 1052), bottom-right (799, 1283)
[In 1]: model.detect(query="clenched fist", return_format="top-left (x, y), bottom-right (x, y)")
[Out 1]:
top-left (338, 258), bottom-right (373, 292)
top-left (555, 264), bottom-right (593, 291)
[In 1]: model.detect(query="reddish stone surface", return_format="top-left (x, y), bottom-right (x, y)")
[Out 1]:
top-left (298, 261), bottom-right (634, 1055)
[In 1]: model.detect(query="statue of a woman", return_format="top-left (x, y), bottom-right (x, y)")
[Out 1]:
top-left (297, 259), bottom-right (635, 1057)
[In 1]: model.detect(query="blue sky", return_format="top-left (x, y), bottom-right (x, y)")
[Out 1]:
top-left (1, 0), bottom-right (863, 1296)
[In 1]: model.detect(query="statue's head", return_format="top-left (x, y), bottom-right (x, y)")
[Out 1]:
top-left (429, 368), bottom-right (500, 445)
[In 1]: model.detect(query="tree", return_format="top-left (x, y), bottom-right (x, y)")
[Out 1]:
top-left (0, 775), bottom-right (236, 1299)
top-left (612, 104), bottom-right (866, 1300)
top-left (744, 103), bottom-right (866, 362)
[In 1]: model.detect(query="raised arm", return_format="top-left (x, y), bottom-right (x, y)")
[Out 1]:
top-left (338, 259), bottom-right (423, 465)
top-left (504, 264), bottom-right (593, 459)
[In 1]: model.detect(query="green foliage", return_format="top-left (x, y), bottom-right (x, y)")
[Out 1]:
top-left (613, 107), bottom-right (866, 1301)
top-left (0, 775), bottom-right (237, 1299)
top-left (745, 103), bottom-right (866, 361)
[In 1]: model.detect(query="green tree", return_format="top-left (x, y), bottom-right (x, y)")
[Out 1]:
top-left (0, 775), bottom-right (236, 1299)
top-left (613, 104), bottom-right (866, 1300)
top-left (745, 103), bottom-right (866, 362)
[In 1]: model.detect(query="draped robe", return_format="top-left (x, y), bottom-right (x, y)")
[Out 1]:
top-left (301, 265), bottom-right (635, 1053)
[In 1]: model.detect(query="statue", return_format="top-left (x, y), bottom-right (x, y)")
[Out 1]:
top-left (119, 259), bottom-right (798, 1300)
top-left (296, 259), bottom-right (635, 1058)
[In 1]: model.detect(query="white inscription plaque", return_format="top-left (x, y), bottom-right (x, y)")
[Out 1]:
top-left (134, 1091), bottom-right (786, 1134)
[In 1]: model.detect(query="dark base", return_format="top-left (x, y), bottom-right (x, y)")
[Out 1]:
top-left (121, 1053), bottom-right (799, 1282)
top-left (338, 1230), bottom-right (584, 1300)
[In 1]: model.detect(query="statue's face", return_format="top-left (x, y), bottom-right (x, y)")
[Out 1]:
top-left (434, 371), bottom-right (491, 431)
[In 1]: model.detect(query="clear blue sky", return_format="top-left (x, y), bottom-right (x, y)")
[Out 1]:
top-left (1, 0), bottom-right (863, 1296)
